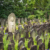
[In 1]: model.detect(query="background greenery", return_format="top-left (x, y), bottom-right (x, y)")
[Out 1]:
top-left (0, 0), bottom-right (50, 19)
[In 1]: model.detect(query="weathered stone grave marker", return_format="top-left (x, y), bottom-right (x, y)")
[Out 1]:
top-left (28, 39), bottom-right (33, 48)
top-left (30, 29), bottom-right (36, 38)
top-left (5, 27), bottom-right (8, 33)
top-left (16, 18), bottom-right (18, 24)
top-left (37, 38), bottom-right (42, 45)
top-left (0, 18), bottom-right (2, 26)
top-left (18, 41), bottom-right (24, 50)
top-left (0, 34), bottom-right (3, 50)
top-left (7, 32), bottom-right (13, 41)
top-left (49, 15), bottom-right (50, 22)
top-left (8, 13), bottom-right (16, 33)
top-left (25, 18), bottom-right (27, 22)
top-left (39, 43), bottom-right (45, 50)
top-left (21, 18), bottom-right (24, 24)
top-left (0, 42), bottom-right (3, 50)
top-left (15, 30), bottom-right (20, 41)
top-left (0, 34), bottom-right (3, 42)
top-left (30, 45), bottom-right (37, 50)
top-left (18, 25), bottom-right (23, 32)
top-left (0, 27), bottom-right (4, 34)
top-left (11, 40), bottom-right (15, 50)
top-left (20, 46), bottom-right (27, 50)
top-left (48, 38), bottom-right (50, 49)
top-left (25, 30), bottom-right (29, 39)
top-left (35, 35), bottom-right (40, 41)
top-left (8, 44), bottom-right (12, 50)
top-left (6, 19), bottom-right (8, 27)
top-left (18, 18), bottom-right (21, 25)
top-left (19, 38), bottom-right (25, 42)
top-left (18, 25), bottom-right (23, 36)
top-left (1, 19), bottom-right (6, 26)
top-left (27, 20), bottom-right (32, 28)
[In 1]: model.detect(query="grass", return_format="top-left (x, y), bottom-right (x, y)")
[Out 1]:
top-left (3, 34), bottom-right (10, 50)
top-left (14, 40), bottom-right (18, 50)
top-left (24, 39), bottom-right (29, 49)
top-left (45, 33), bottom-right (50, 49)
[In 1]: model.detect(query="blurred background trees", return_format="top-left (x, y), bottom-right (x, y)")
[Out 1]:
top-left (0, 0), bottom-right (50, 19)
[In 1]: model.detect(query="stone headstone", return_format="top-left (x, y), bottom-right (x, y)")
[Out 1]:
top-left (7, 32), bottom-right (13, 41)
top-left (34, 19), bottom-right (38, 22)
top-left (19, 38), bottom-right (25, 42)
top-left (49, 15), bottom-right (50, 22)
top-left (37, 27), bottom-right (43, 36)
top-left (37, 38), bottom-right (42, 45)
top-left (21, 18), bottom-right (24, 24)
top-left (20, 46), bottom-right (27, 50)
top-left (18, 25), bottom-right (23, 31)
top-left (0, 27), bottom-right (4, 34)
top-left (5, 27), bottom-right (8, 33)
top-left (0, 34), bottom-right (3, 42)
top-left (8, 13), bottom-right (16, 33)
top-left (30, 45), bottom-right (37, 50)
top-left (35, 35), bottom-right (40, 41)
top-left (24, 24), bottom-right (28, 30)
top-left (25, 18), bottom-right (27, 22)
top-left (6, 20), bottom-right (8, 27)
top-left (16, 18), bottom-right (18, 24)
top-left (25, 30), bottom-right (29, 39)
top-left (48, 40), bottom-right (50, 49)
top-left (29, 37), bottom-right (33, 41)
top-left (1, 19), bottom-right (5, 26)
top-left (18, 18), bottom-right (21, 25)
top-left (15, 30), bottom-right (20, 41)
top-left (27, 20), bottom-right (32, 28)
top-left (18, 25), bottom-right (23, 35)
top-left (8, 44), bottom-right (12, 50)
top-left (39, 43), bottom-right (45, 50)
top-left (30, 29), bottom-right (36, 38)
top-left (0, 42), bottom-right (3, 50)
top-left (11, 40), bottom-right (15, 50)
top-left (0, 18), bottom-right (2, 26)
top-left (4, 19), bottom-right (6, 26)
top-left (28, 39), bottom-right (33, 48)
top-left (18, 41), bottom-right (24, 50)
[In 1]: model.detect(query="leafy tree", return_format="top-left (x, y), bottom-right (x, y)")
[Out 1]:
top-left (0, 0), bottom-right (50, 19)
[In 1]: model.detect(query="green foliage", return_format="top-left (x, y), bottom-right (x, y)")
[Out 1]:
top-left (21, 34), bottom-right (24, 38)
top-left (36, 10), bottom-right (44, 15)
top-left (28, 15), bottom-right (35, 20)
top-left (3, 34), bottom-right (10, 50)
top-left (45, 33), bottom-right (50, 49)
top-left (29, 32), bottom-right (30, 37)
top-left (35, 10), bottom-right (45, 18)
top-left (0, 0), bottom-right (50, 19)
top-left (14, 40), bottom-right (18, 50)
top-left (13, 34), bottom-right (18, 50)
top-left (24, 39), bottom-right (29, 48)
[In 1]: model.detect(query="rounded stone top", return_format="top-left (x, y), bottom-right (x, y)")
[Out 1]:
top-left (8, 13), bottom-right (16, 20)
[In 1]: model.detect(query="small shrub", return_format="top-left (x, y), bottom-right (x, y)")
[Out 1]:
top-left (28, 15), bottom-right (35, 20)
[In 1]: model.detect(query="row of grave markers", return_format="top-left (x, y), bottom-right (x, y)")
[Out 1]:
top-left (0, 18), bottom-right (28, 26)
top-left (0, 13), bottom-right (50, 50)
top-left (0, 22), bottom-right (50, 50)
top-left (0, 33), bottom-right (50, 50)
top-left (0, 13), bottom-right (50, 27)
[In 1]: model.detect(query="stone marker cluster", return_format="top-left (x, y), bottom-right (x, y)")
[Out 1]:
top-left (0, 13), bottom-right (50, 50)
